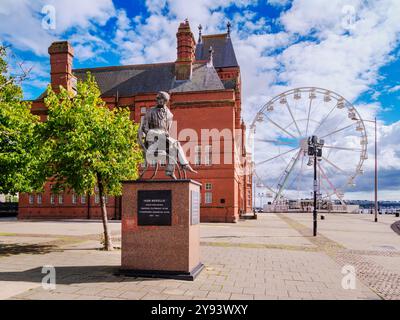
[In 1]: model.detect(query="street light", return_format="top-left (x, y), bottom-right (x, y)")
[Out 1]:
top-left (307, 135), bottom-right (324, 236)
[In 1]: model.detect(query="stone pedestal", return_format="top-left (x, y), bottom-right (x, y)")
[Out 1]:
top-left (120, 179), bottom-right (203, 280)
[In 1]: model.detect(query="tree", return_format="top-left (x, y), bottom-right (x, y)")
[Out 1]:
top-left (43, 73), bottom-right (143, 250)
top-left (0, 46), bottom-right (43, 195)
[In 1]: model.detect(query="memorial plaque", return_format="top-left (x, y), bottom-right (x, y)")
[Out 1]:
top-left (137, 190), bottom-right (172, 226)
top-left (191, 190), bottom-right (200, 225)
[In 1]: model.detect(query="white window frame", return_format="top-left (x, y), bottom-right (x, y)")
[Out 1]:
top-left (72, 193), bottom-right (77, 204)
top-left (29, 194), bottom-right (34, 204)
top-left (140, 107), bottom-right (147, 114)
top-left (37, 194), bottom-right (42, 204)
top-left (205, 145), bottom-right (212, 166)
top-left (95, 194), bottom-right (100, 204)
top-left (194, 145), bottom-right (201, 166)
top-left (81, 195), bottom-right (86, 204)
top-left (50, 194), bottom-right (55, 205)
top-left (58, 194), bottom-right (63, 205)
top-left (205, 192), bottom-right (212, 204)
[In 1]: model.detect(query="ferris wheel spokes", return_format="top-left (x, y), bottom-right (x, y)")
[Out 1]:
top-left (265, 115), bottom-right (298, 139)
top-left (283, 99), bottom-right (303, 137)
top-left (323, 145), bottom-right (363, 152)
top-left (312, 101), bottom-right (339, 136)
top-left (274, 149), bottom-right (302, 203)
top-left (320, 122), bottom-right (356, 139)
top-left (255, 146), bottom-right (300, 166)
top-left (254, 138), bottom-right (295, 146)
top-left (318, 163), bottom-right (346, 204)
top-left (305, 96), bottom-right (314, 137)
top-left (321, 156), bottom-right (349, 175)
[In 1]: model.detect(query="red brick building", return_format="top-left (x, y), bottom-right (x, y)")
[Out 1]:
top-left (18, 21), bottom-right (252, 222)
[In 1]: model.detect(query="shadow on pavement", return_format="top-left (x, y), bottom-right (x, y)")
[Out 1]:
top-left (0, 243), bottom-right (59, 257)
top-left (0, 266), bottom-right (163, 284)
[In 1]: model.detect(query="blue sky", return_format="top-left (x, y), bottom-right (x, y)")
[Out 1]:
top-left (1, 0), bottom-right (400, 200)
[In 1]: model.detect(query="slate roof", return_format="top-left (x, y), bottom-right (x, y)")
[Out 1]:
top-left (36, 32), bottom-right (239, 100)
top-left (195, 33), bottom-right (239, 68)
top-left (72, 62), bottom-right (225, 98)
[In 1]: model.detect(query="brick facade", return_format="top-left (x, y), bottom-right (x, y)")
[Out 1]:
top-left (18, 20), bottom-right (252, 222)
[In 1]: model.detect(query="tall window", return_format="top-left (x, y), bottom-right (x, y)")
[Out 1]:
top-left (50, 194), bottom-right (55, 205)
top-left (58, 194), bottom-right (63, 204)
top-left (205, 192), bottom-right (212, 204)
top-left (37, 194), bottom-right (42, 204)
top-left (194, 145), bottom-right (201, 166)
top-left (29, 194), bottom-right (34, 204)
top-left (95, 194), bottom-right (100, 204)
top-left (81, 195), bottom-right (86, 204)
top-left (205, 145), bottom-right (212, 166)
top-left (72, 193), bottom-right (77, 204)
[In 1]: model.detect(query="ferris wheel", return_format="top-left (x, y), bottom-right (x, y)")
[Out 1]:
top-left (249, 87), bottom-right (368, 204)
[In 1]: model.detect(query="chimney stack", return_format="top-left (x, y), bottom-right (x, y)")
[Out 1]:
top-left (48, 41), bottom-right (75, 93)
top-left (175, 20), bottom-right (195, 81)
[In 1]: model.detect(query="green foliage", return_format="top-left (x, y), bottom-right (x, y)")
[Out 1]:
top-left (0, 46), bottom-right (43, 194)
top-left (43, 72), bottom-right (143, 196)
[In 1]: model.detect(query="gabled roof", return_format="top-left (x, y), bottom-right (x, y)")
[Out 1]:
top-left (35, 31), bottom-right (239, 100)
top-left (72, 62), bottom-right (225, 98)
top-left (195, 33), bottom-right (239, 68)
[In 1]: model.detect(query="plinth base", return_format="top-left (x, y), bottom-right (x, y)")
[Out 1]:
top-left (121, 179), bottom-right (203, 281)
top-left (118, 263), bottom-right (204, 281)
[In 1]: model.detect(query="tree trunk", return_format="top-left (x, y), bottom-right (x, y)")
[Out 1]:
top-left (97, 173), bottom-right (113, 251)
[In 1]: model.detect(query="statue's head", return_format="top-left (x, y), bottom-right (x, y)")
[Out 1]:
top-left (156, 91), bottom-right (170, 106)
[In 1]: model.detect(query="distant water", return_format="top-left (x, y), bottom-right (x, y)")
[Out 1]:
top-left (359, 205), bottom-right (400, 215)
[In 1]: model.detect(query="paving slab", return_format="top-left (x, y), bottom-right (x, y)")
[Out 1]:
top-left (2, 213), bottom-right (399, 300)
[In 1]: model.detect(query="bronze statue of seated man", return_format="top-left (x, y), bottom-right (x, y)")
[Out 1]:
top-left (138, 91), bottom-right (197, 180)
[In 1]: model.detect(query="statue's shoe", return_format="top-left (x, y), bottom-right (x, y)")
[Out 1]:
top-left (165, 170), bottom-right (177, 180)
top-left (182, 164), bottom-right (198, 174)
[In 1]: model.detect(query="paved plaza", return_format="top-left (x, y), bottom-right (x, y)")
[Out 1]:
top-left (0, 213), bottom-right (399, 300)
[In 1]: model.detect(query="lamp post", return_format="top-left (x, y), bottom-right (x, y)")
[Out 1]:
top-left (307, 135), bottom-right (324, 237)
top-left (374, 118), bottom-right (378, 223)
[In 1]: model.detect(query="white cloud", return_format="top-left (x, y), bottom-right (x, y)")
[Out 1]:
top-left (44, 0), bottom-right (115, 33)
top-left (267, 0), bottom-right (291, 7)
top-left (2, 0), bottom-right (400, 199)
top-left (0, 0), bottom-right (115, 56)
top-left (388, 85), bottom-right (400, 93)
